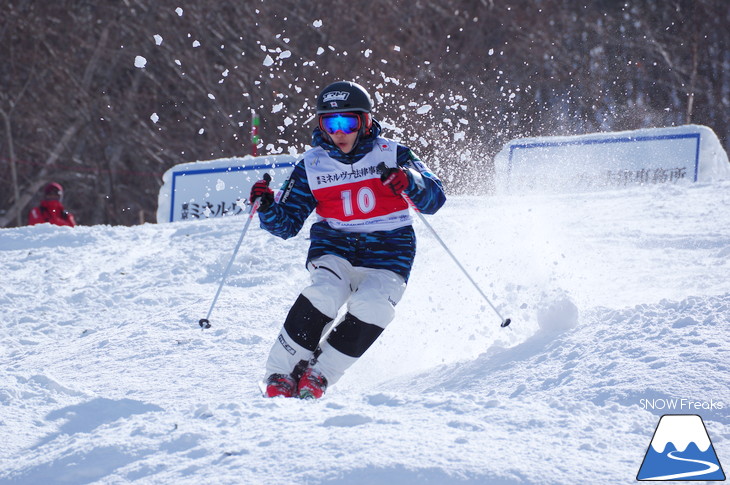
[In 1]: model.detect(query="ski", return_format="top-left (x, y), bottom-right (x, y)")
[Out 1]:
top-left (257, 380), bottom-right (267, 397)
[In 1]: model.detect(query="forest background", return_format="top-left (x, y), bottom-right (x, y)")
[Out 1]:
top-left (1, 0), bottom-right (728, 227)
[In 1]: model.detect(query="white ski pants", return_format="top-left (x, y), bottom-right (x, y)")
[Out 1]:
top-left (265, 254), bottom-right (406, 385)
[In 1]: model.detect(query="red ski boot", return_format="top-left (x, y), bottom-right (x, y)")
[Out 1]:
top-left (297, 368), bottom-right (328, 399)
top-left (265, 374), bottom-right (297, 398)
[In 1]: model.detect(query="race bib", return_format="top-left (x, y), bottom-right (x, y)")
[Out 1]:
top-left (303, 140), bottom-right (412, 232)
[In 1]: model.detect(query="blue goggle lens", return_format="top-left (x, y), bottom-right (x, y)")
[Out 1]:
top-left (320, 113), bottom-right (361, 134)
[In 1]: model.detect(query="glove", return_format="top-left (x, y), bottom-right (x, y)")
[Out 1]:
top-left (379, 164), bottom-right (409, 196)
top-left (250, 173), bottom-right (274, 212)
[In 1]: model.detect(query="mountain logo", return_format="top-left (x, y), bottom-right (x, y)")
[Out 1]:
top-left (637, 414), bottom-right (726, 481)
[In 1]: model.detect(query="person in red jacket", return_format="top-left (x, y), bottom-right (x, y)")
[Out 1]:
top-left (28, 182), bottom-right (76, 227)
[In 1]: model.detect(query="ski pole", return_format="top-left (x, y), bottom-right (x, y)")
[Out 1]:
top-left (379, 162), bottom-right (511, 328)
top-left (411, 207), bottom-right (511, 327)
top-left (198, 195), bottom-right (262, 329)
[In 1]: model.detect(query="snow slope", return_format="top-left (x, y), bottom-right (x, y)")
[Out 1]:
top-left (1, 181), bottom-right (729, 484)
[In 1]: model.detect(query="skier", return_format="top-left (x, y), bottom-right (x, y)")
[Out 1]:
top-left (251, 80), bottom-right (446, 399)
top-left (28, 182), bottom-right (77, 227)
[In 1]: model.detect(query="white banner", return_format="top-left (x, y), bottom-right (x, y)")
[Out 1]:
top-left (156, 154), bottom-right (297, 223)
top-left (494, 125), bottom-right (729, 193)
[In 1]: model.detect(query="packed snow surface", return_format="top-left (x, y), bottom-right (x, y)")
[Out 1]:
top-left (1, 181), bottom-right (729, 484)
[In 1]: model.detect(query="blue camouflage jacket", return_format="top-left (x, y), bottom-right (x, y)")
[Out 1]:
top-left (258, 121), bottom-right (446, 281)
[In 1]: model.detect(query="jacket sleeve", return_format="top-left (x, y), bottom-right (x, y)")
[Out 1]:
top-left (396, 145), bottom-right (447, 215)
top-left (63, 212), bottom-right (77, 227)
top-left (28, 208), bottom-right (43, 226)
top-left (257, 160), bottom-right (317, 239)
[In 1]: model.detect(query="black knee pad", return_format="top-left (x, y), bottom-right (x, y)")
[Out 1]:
top-left (327, 313), bottom-right (384, 358)
top-left (283, 294), bottom-right (332, 351)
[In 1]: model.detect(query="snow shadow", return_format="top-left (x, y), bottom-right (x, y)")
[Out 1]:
top-left (35, 397), bottom-right (162, 449)
top-left (4, 446), bottom-right (139, 485)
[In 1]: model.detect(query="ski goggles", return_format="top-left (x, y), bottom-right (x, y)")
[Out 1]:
top-left (319, 113), bottom-right (362, 135)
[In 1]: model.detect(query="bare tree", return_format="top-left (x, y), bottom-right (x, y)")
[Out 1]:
top-left (1, 0), bottom-right (727, 227)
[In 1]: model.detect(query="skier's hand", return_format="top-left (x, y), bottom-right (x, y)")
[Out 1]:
top-left (250, 173), bottom-right (274, 212)
top-left (379, 165), bottom-right (409, 196)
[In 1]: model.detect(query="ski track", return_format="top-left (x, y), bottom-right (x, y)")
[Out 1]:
top-left (1, 182), bottom-right (729, 484)
top-left (644, 451), bottom-right (721, 480)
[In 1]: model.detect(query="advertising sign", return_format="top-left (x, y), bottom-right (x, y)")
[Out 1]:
top-left (157, 155), bottom-right (297, 223)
